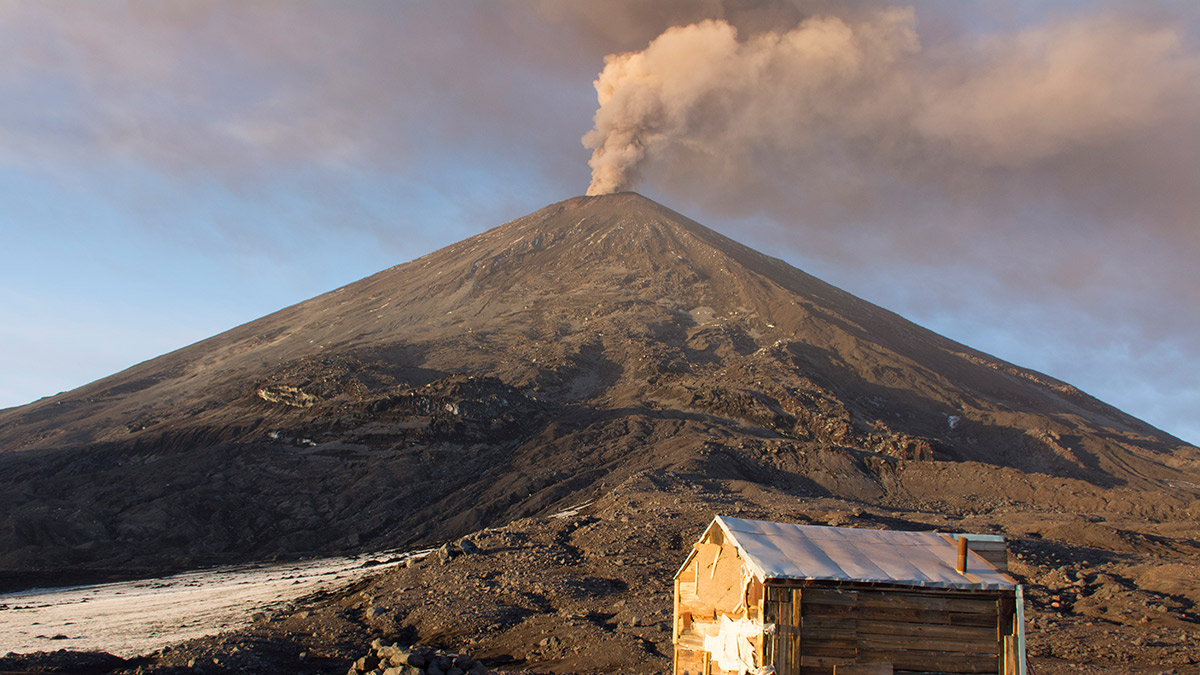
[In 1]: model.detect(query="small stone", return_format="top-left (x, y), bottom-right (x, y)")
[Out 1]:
top-left (438, 543), bottom-right (454, 564)
top-left (459, 539), bottom-right (480, 555)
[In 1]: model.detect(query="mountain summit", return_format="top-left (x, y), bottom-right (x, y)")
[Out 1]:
top-left (1, 193), bottom-right (1196, 580)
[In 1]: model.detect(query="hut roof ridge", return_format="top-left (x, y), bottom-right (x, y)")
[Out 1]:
top-left (710, 515), bottom-right (1016, 591)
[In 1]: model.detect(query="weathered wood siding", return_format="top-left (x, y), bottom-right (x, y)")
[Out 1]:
top-left (764, 585), bottom-right (1017, 675)
top-left (764, 585), bottom-right (799, 675)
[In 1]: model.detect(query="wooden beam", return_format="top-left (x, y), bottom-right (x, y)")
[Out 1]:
top-left (802, 604), bottom-right (998, 627)
top-left (856, 648), bottom-right (998, 673)
top-left (857, 632), bottom-right (998, 654)
top-left (833, 665), bottom-right (893, 675)
top-left (802, 589), bottom-right (1002, 614)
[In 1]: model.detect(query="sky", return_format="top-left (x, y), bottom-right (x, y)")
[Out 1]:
top-left (0, 1), bottom-right (1196, 446)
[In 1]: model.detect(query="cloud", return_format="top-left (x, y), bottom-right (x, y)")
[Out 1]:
top-left (0, 1), bottom-right (599, 185)
top-left (914, 13), bottom-right (1195, 165)
top-left (581, 8), bottom-right (1199, 220)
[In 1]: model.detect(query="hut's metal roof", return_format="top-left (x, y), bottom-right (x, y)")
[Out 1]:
top-left (707, 515), bottom-right (1016, 591)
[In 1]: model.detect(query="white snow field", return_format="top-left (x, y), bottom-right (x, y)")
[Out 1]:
top-left (0, 552), bottom-right (422, 657)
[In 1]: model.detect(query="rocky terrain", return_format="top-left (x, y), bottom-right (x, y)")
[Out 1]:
top-left (4, 474), bottom-right (1198, 673)
top-left (1, 193), bottom-right (1198, 673)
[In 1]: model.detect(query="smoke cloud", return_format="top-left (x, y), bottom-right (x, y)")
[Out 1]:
top-left (583, 9), bottom-right (921, 195)
top-left (581, 8), bottom-right (1200, 215)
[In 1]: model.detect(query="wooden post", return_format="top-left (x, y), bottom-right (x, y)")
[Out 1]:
top-left (791, 588), bottom-right (802, 675)
top-left (956, 536), bottom-right (969, 574)
top-left (674, 576), bottom-right (681, 643)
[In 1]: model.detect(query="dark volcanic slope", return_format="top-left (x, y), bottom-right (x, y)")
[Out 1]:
top-left (1, 193), bottom-right (1196, 579)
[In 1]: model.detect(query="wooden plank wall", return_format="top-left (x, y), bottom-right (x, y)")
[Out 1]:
top-left (767, 585), bottom-right (1012, 675)
top-left (765, 585), bottom-right (799, 675)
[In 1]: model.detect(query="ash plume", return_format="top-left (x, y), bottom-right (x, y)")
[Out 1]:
top-left (582, 9), bottom-right (920, 195)
top-left (580, 8), bottom-right (1200, 202)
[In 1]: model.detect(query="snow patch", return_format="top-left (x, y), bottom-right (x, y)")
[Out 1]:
top-left (0, 553), bottom-right (413, 658)
top-left (551, 500), bottom-right (594, 519)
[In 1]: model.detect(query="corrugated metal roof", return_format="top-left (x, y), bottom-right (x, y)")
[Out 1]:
top-left (711, 516), bottom-right (1016, 591)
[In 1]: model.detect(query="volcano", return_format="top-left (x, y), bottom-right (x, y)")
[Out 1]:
top-left (1, 193), bottom-right (1196, 584)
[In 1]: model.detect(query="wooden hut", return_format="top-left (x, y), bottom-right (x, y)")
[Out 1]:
top-left (673, 516), bottom-right (1026, 675)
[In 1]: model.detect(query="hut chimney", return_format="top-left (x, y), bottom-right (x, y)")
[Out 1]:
top-left (956, 536), bottom-right (969, 574)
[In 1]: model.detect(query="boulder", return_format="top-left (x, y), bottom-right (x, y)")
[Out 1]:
top-left (347, 643), bottom-right (488, 675)
top-left (355, 654), bottom-right (381, 671)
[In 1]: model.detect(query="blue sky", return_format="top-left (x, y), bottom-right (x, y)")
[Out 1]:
top-left (1, 1), bottom-right (1196, 446)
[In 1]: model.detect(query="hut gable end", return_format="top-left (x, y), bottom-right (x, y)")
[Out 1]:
top-left (695, 541), bottom-right (746, 617)
top-left (674, 520), bottom-right (766, 675)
